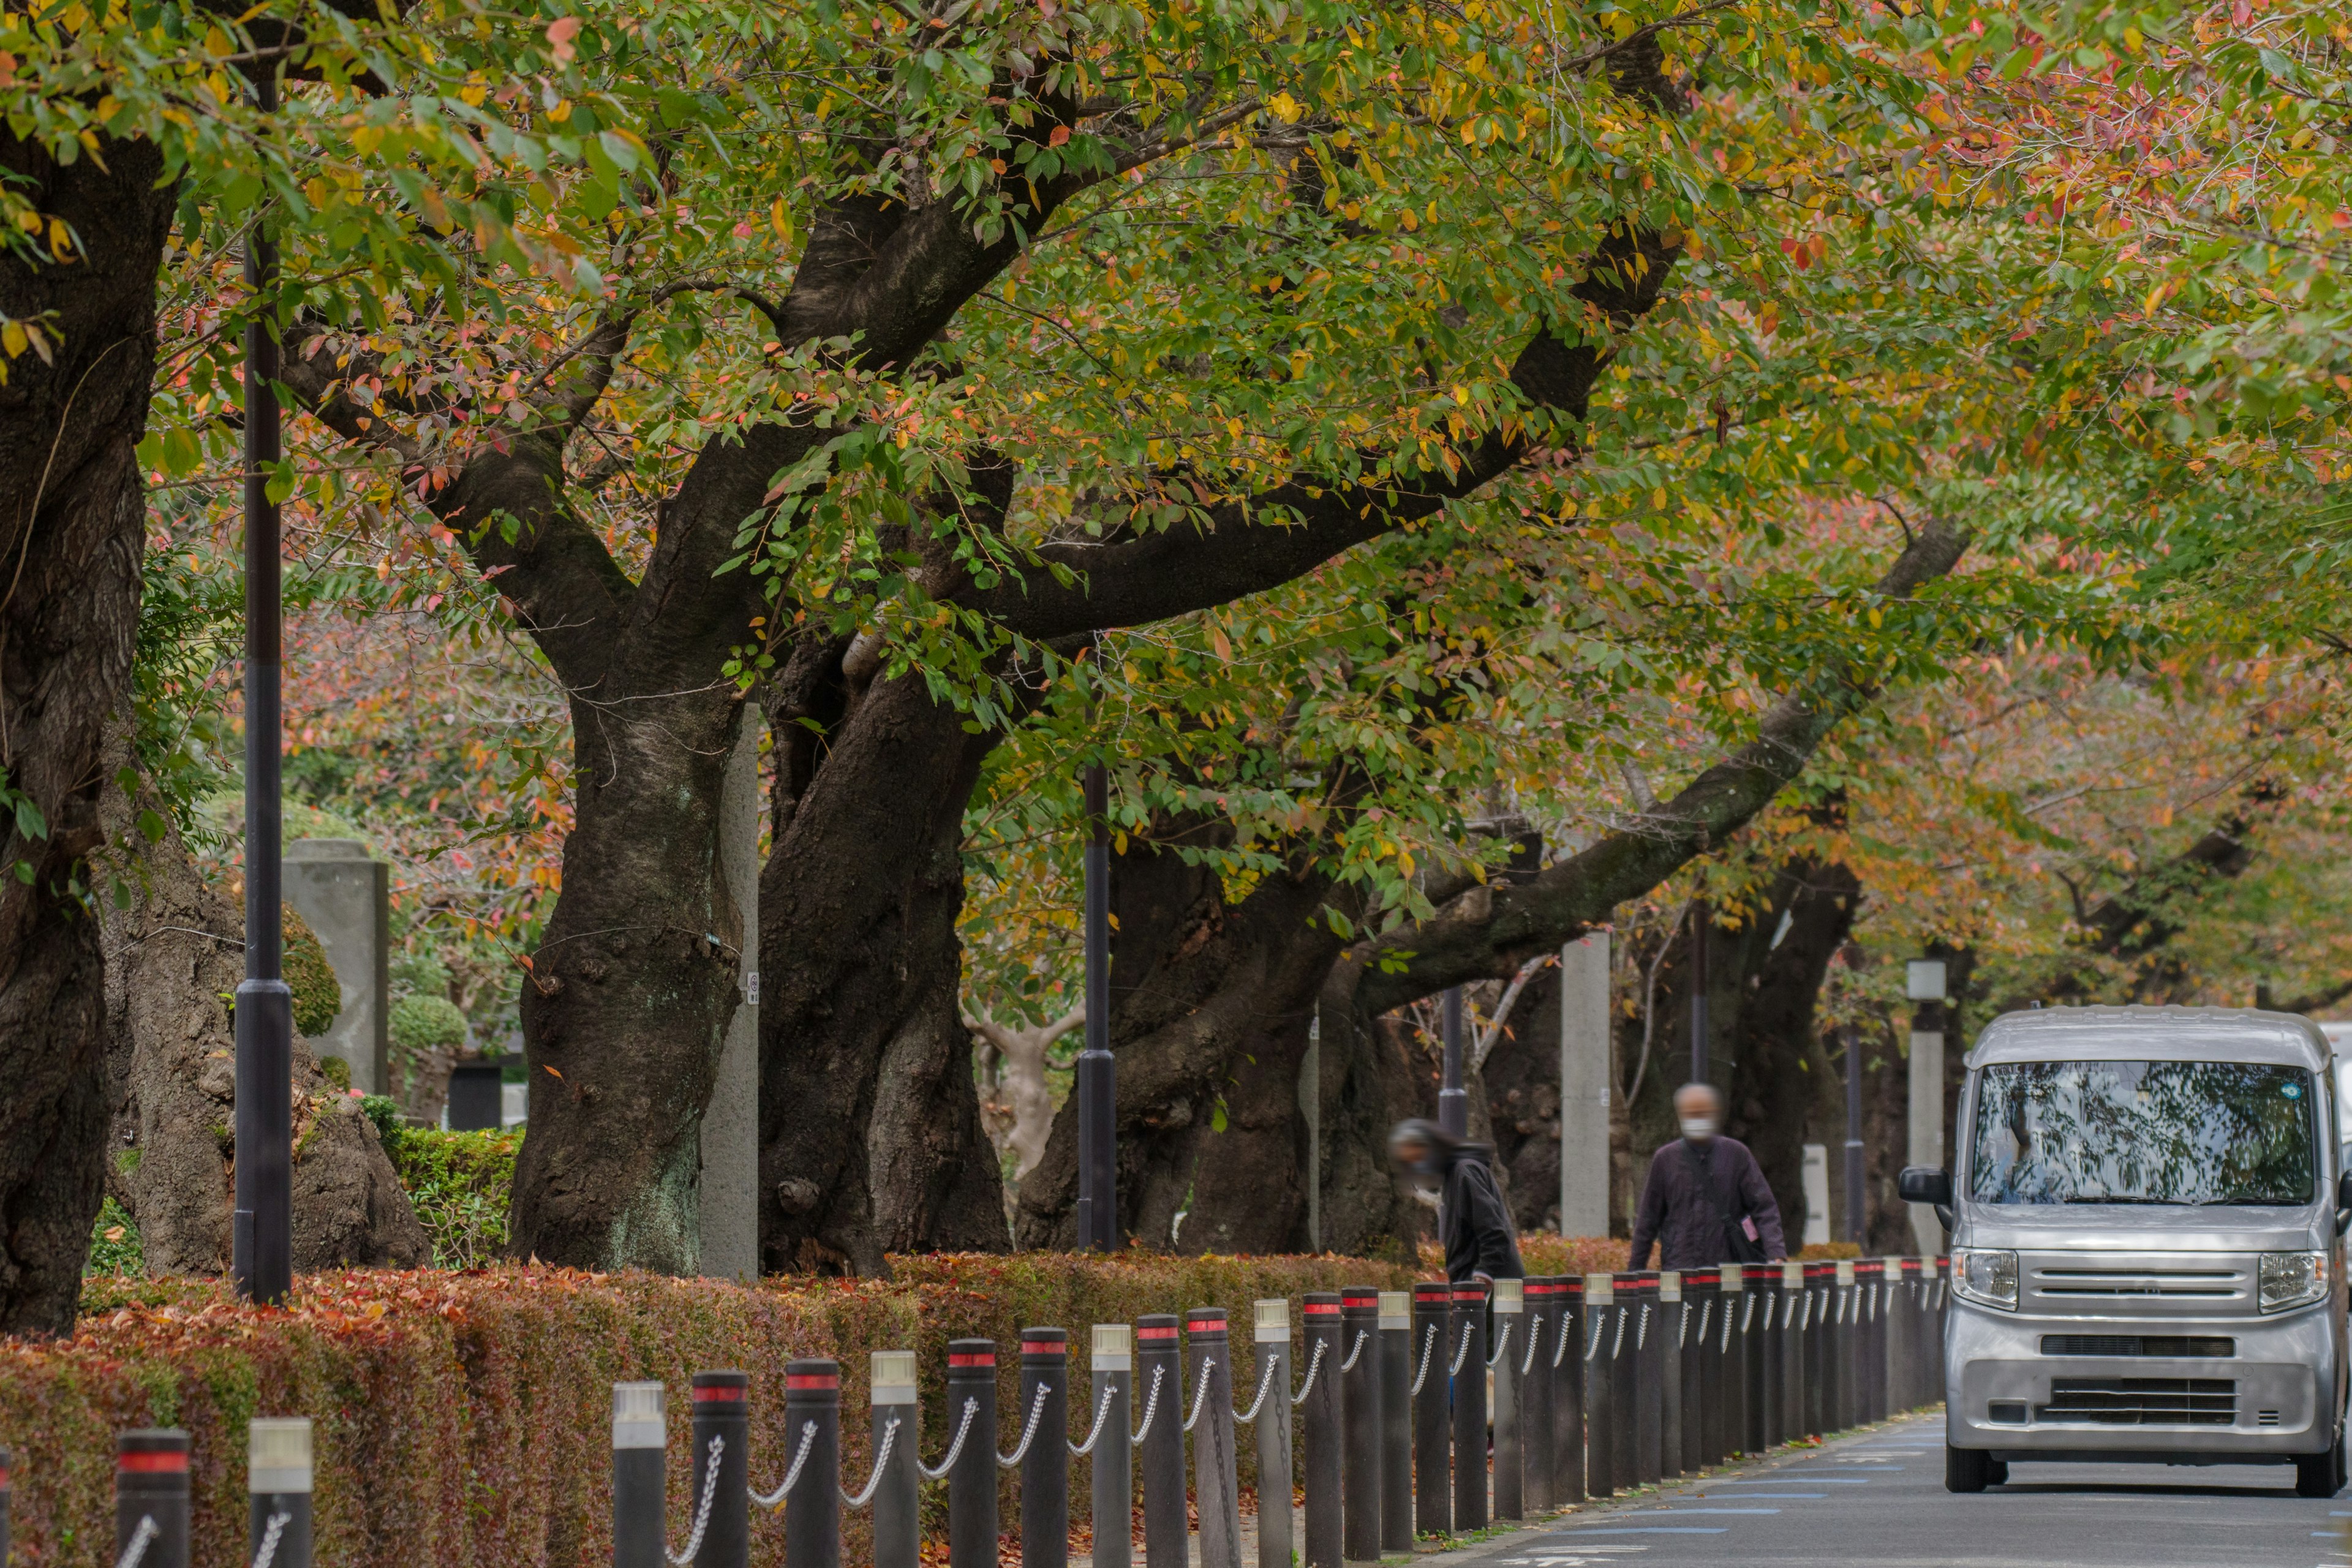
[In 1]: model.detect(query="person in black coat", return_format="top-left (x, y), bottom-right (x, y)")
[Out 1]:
top-left (1627, 1082), bottom-right (1788, 1270)
top-left (1389, 1119), bottom-right (1524, 1283)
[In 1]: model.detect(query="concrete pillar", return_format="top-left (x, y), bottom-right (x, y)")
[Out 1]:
top-left (1298, 1011), bottom-right (1321, 1252)
top-left (1558, 932), bottom-right (1611, 1236)
top-left (1800, 1144), bottom-right (1829, 1249)
top-left (701, 714), bottom-right (761, 1281)
top-left (1905, 1027), bottom-right (1944, 1256)
top-left (284, 840), bottom-right (388, 1096)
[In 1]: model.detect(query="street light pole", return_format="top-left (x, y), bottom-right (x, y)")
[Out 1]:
top-left (232, 67), bottom-right (292, 1305)
top-left (1688, 899), bottom-right (1709, 1087)
top-left (1842, 1027), bottom-right (1865, 1247)
top-left (1438, 988), bottom-right (1467, 1136)
top-left (1074, 763), bottom-right (1117, 1250)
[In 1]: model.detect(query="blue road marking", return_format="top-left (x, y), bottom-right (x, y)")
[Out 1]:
top-left (1630, 1507), bottom-right (1782, 1515)
top-left (1562, 1528), bottom-right (1732, 1536)
top-left (1683, 1491), bottom-right (1826, 1499)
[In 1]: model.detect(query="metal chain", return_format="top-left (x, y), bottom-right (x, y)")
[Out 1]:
top-left (116, 1517), bottom-right (159, 1568)
top-left (1447, 1320), bottom-right (1475, 1378)
top-left (844, 1417), bottom-right (900, 1509)
top-left (998, 1382), bottom-right (1054, 1468)
top-left (919, 1397), bottom-right (979, 1481)
top-left (751, 1420), bottom-right (819, 1510)
top-left (1550, 1312), bottom-right (1574, 1370)
top-left (1610, 1306), bottom-right (1628, 1360)
top-left (1129, 1368), bottom-right (1165, 1446)
top-left (1695, 1298), bottom-right (1713, 1344)
top-left (250, 1512), bottom-right (291, 1568)
top-left (1635, 1304), bottom-right (1649, 1352)
top-left (1234, 1357), bottom-right (1280, 1426)
top-left (1181, 1359), bottom-right (1217, 1433)
top-left (1583, 1312), bottom-right (1605, 1362)
top-left (1833, 1289), bottom-right (1847, 1327)
top-left (1720, 1302), bottom-right (1734, 1354)
top-left (1740, 1294), bottom-right (1757, 1333)
top-left (1291, 1338), bottom-right (1328, 1406)
top-left (1483, 1321), bottom-right (1511, 1371)
top-left (1676, 1306), bottom-right (1687, 1351)
top-left (1071, 1385), bottom-right (1120, 1454)
top-left (668, 1435), bottom-right (726, 1562)
top-left (1340, 1330), bottom-right (1370, 1374)
top-left (1521, 1319), bottom-right (1540, 1375)
top-left (1411, 1324), bottom-right (1440, 1394)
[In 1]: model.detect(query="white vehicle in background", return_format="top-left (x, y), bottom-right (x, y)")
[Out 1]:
top-left (1901, 1006), bottom-right (2351, 1496)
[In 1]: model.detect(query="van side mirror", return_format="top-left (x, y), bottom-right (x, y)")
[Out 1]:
top-left (2337, 1167), bottom-right (2352, 1213)
top-left (1899, 1166), bottom-right (1953, 1206)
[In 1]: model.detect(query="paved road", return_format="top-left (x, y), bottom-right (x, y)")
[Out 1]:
top-left (1477, 1413), bottom-right (2351, 1568)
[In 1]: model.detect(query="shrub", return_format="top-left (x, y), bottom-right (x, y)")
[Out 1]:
top-left (85, 1197), bottom-right (144, 1276)
top-left (388, 993), bottom-right (467, 1055)
top-left (281, 906), bottom-right (340, 1038)
top-left (4, 1254), bottom-right (1419, 1568)
top-left (383, 1128), bottom-right (521, 1268)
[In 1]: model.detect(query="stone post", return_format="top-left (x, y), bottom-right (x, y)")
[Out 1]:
top-left (702, 713), bottom-right (761, 1281)
top-left (284, 839), bottom-right (387, 1096)
top-left (1558, 933), bottom-right (1611, 1235)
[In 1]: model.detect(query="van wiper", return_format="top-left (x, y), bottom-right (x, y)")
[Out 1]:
top-left (2059, 1196), bottom-right (2177, 1204)
top-left (2190, 1195), bottom-right (2287, 1206)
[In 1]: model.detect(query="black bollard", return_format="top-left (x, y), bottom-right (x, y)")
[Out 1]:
top-left (1300, 1294), bottom-right (1344, 1568)
top-left (692, 1371), bottom-right (751, 1568)
top-left (1, 1442), bottom-right (10, 1568)
top-left (1489, 1278), bottom-right (1523, 1521)
top-left (1186, 1311), bottom-right (1242, 1568)
top-left (1247, 1303), bottom-right (1292, 1568)
top-left (1608, 1275), bottom-right (1638, 1493)
top-left (1410, 1283), bottom-right (1450, 1536)
top-left (1134, 1318), bottom-right (1186, 1568)
top-left (1580, 1273), bottom-right (1615, 1498)
top-left (1750, 1267), bottom-right (1779, 1452)
top-left (1085, 1329), bottom-right (1135, 1568)
top-left (1553, 1277), bottom-right (1586, 1505)
top-left (613, 1384), bottom-right (666, 1568)
top-left (1449, 1279), bottom-right (1488, 1532)
top-left (1716, 1265), bottom-right (1746, 1460)
top-left (946, 1341), bottom-right (999, 1568)
top-left (1019, 1332), bottom-right (1071, 1568)
top-left (1627, 1273), bottom-right (1661, 1487)
top-left (785, 1360), bottom-right (843, 1568)
top-left (1685, 1268), bottom-right (1719, 1469)
top-left (871, 1352), bottom-right (921, 1568)
top-left (116, 1430), bottom-right (190, 1568)
top-left (1340, 1287), bottom-right (1383, 1558)
top-left (1779, 1262), bottom-right (1807, 1445)
top-left (1377, 1292), bottom-right (1413, 1551)
top-left (1803, 1262), bottom-right (1829, 1439)
top-left (1657, 1273), bottom-right (1683, 1481)
top-left (1520, 1280), bottom-right (1555, 1513)
top-left (1855, 1258), bottom-right (1881, 1425)
top-left (248, 1418), bottom-right (312, 1568)
top-left (1835, 1259), bottom-right (1858, 1431)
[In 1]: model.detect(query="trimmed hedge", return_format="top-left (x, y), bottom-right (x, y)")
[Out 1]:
top-left (7, 1254), bottom-right (1415, 1568)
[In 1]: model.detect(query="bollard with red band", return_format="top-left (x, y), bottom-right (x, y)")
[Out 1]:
top-left (1186, 1311), bottom-right (1242, 1568)
top-left (1018, 1331), bottom-right (1071, 1568)
top-left (1489, 1278), bottom-right (1523, 1520)
top-left (1247, 1303), bottom-right (1292, 1568)
top-left (1341, 1287), bottom-right (1384, 1555)
top-left (1721, 1264), bottom-right (1751, 1458)
top-left (1751, 1265), bottom-right (1780, 1452)
top-left (1802, 1261), bottom-right (1830, 1440)
top-left (116, 1430), bottom-right (190, 1568)
top-left (1300, 1294), bottom-right (1343, 1568)
top-left (692, 1372), bottom-right (751, 1568)
top-left (1626, 1273), bottom-right (1660, 1487)
top-left (1410, 1283), bottom-right (1450, 1536)
top-left (1552, 1276), bottom-right (1586, 1504)
top-left (870, 1352), bottom-right (921, 1568)
top-left (1520, 1280), bottom-right (1556, 1512)
top-left (612, 1383), bottom-right (666, 1568)
top-left (1135, 1316), bottom-right (1186, 1568)
top-left (1683, 1268), bottom-right (1719, 1470)
top-left (249, 1417), bottom-right (313, 1568)
top-left (1581, 1274), bottom-right (1616, 1498)
top-left (1449, 1279), bottom-right (1489, 1532)
top-left (1851, 1259), bottom-right (1880, 1428)
top-left (1376, 1292), bottom-right (1413, 1551)
top-left (1777, 1262), bottom-right (1807, 1444)
top-left (946, 1341), bottom-right (998, 1568)
top-left (783, 1360), bottom-right (842, 1568)
top-left (1605, 1275), bottom-right (1636, 1493)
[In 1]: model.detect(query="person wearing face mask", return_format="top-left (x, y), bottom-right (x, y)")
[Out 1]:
top-left (1627, 1083), bottom-right (1786, 1270)
top-left (1387, 1118), bottom-right (1524, 1284)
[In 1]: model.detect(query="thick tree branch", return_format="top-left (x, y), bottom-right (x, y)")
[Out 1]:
top-left (1349, 518), bottom-right (1973, 1014)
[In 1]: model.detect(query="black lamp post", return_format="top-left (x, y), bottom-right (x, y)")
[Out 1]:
top-left (232, 67), bottom-right (292, 1305)
top-left (1437, 988), bottom-right (1467, 1136)
top-left (1842, 1026), bottom-right (1865, 1247)
top-left (1688, 899), bottom-right (1709, 1087)
top-left (1074, 763), bottom-right (1117, 1250)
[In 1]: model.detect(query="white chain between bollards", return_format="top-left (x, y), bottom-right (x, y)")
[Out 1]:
top-left (1233, 1357), bottom-right (1280, 1426)
top-left (1740, 1294), bottom-right (1757, 1334)
top-left (1583, 1314), bottom-right (1604, 1363)
top-left (1485, 1320), bottom-right (1512, 1370)
top-left (998, 1382), bottom-right (1055, 1468)
top-left (843, 1417), bottom-right (900, 1509)
top-left (1410, 1324), bottom-right (1439, 1395)
top-left (668, 1434), bottom-right (726, 1562)
top-left (1181, 1358), bottom-right (1217, 1434)
top-left (1128, 1367), bottom-right (1165, 1446)
top-left (1610, 1306), bottom-right (1628, 1360)
top-left (1550, 1311), bottom-right (1573, 1370)
top-left (1721, 1302), bottom-right (1735, 1354)
top-left (1521, 1318), bottom-right (1540, 1375)
top-left (919, 1397), bottom-right (979, 1482)
top-left (1447, 1319), bottom-right (1475, 1378)
top-left (1071, 1384), bottom-right (1120, 1454)
top-left (1635, 1303), bottom-right (1649, 1352)
top-left (1676, 1306), bottom-right (1688, 1351)
top-left (249, 1512), bottom-right (292, 1568)
top-left (752, 1420), bottom-right (820, 1510)
top-left (1291, 1339), bottom-right (1328, 1407)
top-left (1695, 1298), bottom-right (1713, 1344)
top-left (1340, 1330), bottom-right (1371, 1374)
top-left (116, 1516), bottom-right (159, 1568)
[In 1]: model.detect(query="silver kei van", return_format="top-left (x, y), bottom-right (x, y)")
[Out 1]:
top-left (1900, 1006), bottom-right (2351, 1496)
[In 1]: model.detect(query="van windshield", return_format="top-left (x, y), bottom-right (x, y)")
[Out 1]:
top-left (1970, 1059), bottom-right (2316, 1206)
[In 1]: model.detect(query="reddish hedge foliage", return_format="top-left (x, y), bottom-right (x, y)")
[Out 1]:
top-left (2, 1254), bottom-right (1415, 1568)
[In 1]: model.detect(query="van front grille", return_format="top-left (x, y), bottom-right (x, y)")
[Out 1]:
top-left (2036, 1378), bottom-right (2236, 1426)
top-left (2040, 1335), bottom-right (2236, 1358)
top-left (2035, 1269), bottom-right (2238, 1297)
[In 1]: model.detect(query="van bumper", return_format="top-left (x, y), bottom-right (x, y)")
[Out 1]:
top-left (1945, 1298), bottom-right (2338, 1457)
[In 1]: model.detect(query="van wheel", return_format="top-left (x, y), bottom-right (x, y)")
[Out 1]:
top-left (1947, 1445), bottom-right (1992, 1493)
top-left (1986, 1459), bottom-right (2010, 1486)
top-left (2296, 1428), bottom-right (2345, 1499)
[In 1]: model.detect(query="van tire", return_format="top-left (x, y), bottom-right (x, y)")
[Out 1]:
top-left (2295, 1428), bottom-right (2345, 1499)
top-left (1947, 1445), bottom-right (1993, 1493)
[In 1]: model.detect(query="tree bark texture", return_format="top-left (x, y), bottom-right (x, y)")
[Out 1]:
top-left (0, 130), bottom-right (175, 1333)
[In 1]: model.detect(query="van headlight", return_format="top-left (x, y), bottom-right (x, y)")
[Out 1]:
top-left (1951, 1248), bottom-right (2019, 1311)
top-left (2259, 1251), bottom-right (2329, 1313)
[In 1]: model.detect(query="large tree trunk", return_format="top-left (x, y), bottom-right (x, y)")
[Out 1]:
top-left (0, 130), bottom-right (174, 1333)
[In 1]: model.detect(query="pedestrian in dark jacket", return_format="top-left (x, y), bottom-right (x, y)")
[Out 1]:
top-left (1389, 1119), bottom-right (1523, 1282)
top-left (1628, 1084), bottom-right (1787, 1271)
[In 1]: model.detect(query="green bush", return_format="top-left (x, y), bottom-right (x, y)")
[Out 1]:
top-left (386, 1126), bottom-right (520, 1268)
top-left (85, 1196), bottom-right (143, 1276)
top-left (282, 905), bottom-right (341, 1036)
top-left (388, 992), bottom-right (468, 1055)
